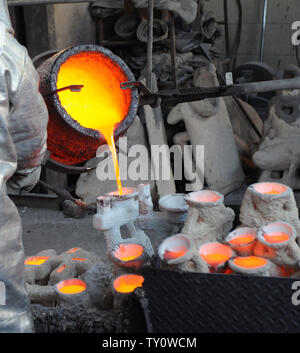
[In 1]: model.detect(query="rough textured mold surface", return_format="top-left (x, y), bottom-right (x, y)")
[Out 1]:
top-left (225, 227), bottom-right (257, 256)
top-left (181, 190), bottom-right (235, 246)
top-left (93, 187), bottom-right (154, 259)
top-left (158, 233), bottom-right (209, 273)
top-left (239, 182), bottom-right (300, 240)
top-left (253, 222), bottom-right (300, 267)
top-left (228, 256), bottom-right (280, 277)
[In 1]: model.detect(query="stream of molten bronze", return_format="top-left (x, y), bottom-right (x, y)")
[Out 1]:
top-left (57, 52), bottom-right (131, 195)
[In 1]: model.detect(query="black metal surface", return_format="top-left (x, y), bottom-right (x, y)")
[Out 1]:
top-left (129, 267), bottom-right (300, 333)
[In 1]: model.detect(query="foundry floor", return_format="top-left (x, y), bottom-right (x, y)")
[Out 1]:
top-left (20, 206), bottom-right (164, 258)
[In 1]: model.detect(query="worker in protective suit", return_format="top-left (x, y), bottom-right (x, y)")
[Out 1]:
top-left (0, 1), bottom-right (48, 332)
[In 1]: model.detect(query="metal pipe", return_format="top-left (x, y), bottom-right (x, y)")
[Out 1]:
top-left (223, 0), bottom-right (230, 71)
top-left (169, 11), bottom-right (177, 89)
top-left (8, 0), bottom-right (95, 5)
top-left (259, 0), bottom-right (268, 62)
top-left (146, 0), bottom-right (154, 91)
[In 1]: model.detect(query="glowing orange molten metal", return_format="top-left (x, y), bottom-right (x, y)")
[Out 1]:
top-left (264, 232), bottom-right (289, 243)
top-left (113, 274), bottom-right (144, 293)
top-left (163, 249), bottom-right (187, 260)
top-left (67, 247), bottom-right (80, 253)
top-left (108, 188), bottom-right (135, 196)
top-left (57, 279), bottom-right (87, 295)
top-left (25, 256), bottom-right (49, 266)
top-left (190, 190), bottom-right (221, 203)
top-left (229, 234), bottom-right (255, 246)
top-left (233, 256), bottom-right (267, 269)
top-left (254, 182), bottom-right (287, 195)
top-left (114, 244), bottom-right (143, 262)
top-left (57, 265), bottom-right (67, 273)
top-left (57, 52), bottom-right (131, 195)
top-left (199, 243), bottom-right (233, 268)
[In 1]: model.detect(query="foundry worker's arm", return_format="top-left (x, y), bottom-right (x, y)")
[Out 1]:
top-left (6, 40), bottom-right (48, 193)
top-left (0, 0), bottom-right (48, 333)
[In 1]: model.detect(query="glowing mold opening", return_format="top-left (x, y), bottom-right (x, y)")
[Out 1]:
top-left (261, 222), bottom-right (293, 244)
top-left (113, 274), bottom-right (144, 293)
top-left (56, 278), bottom-right (87, 295)
top-left (158, 234), bottom-right (190, 261)
top-left (227, 228), bottom-right (257, 246)
top-left (108, 187), bottom-right (137, 196)
top-left (188, 190), bottom-right (221, 203)
top-left (113, 244), bottom-right (144, 262)
top-left (199, 242), bottom-right (233, 267)
top-left (253, 182), bottom-right (287, 195)
top-left (67, 248), bottom-right (80, 253)
top-left (25, 256), bottom-right (49, 266)
top-left (232, 256), bottom-right (268, 269)
top-left (57, 265), bottom-right (67, 273)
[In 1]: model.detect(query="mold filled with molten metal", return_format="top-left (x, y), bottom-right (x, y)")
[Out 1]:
top-left (57, 279), bottom-right (87, 295)
top-left (263, 232), bottom-right (290, 244)
top-left (228, 234), bottom-right (256, 246)
top-left (56, 51), bottom-right (132, 195)
top-left (253, 182), bottom-right (287, 195)
top-left (233, 256), bottom-right (267, 269)
top-left (189, 190), bottom-right (221, 203)
top-left (113, 244), bottom-right (144, 262)
top-left (163, 249), bottom-right (187, 260)
top-left (199, 243), bottom-right (233, 268)
top-left (113, 274), bottom-right (144, 293)
top-left (25, 256), bottom-right (49, 266)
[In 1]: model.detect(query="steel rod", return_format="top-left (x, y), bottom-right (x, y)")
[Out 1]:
top-left (146, 0), bottom-right (154, 91)
top-left (169, 11), bottom-right (177, 89)
top-left (8, 0), bottom-right (95, 5)
top-left (259, 0), bottom-right (268, 62)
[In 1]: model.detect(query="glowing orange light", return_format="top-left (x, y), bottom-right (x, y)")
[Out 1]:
top-left (224, 268), bottom-right (234, 274)
top-left (202, 254), bottom-right (229, 265)
top-left (264, 232), bottom-right (289, 243)
top-left (57, 51), bottom-right (131, 195)
top-left (199, 243), bottom-right (233, 267)
top-left (25, 256), bottom-right (49, 266)
top-left (57, 265), bottom-right (67, 273)
top-left (233, 256), bottom-right (267, 269)
top-left (72, 257), bottom-right (87, 261)
top-left (108, 188), bottom-right (135, 196)
top-left (229, 234), bottom-right (255, 246)
top-left (114, 244), bottom-right (143, 261)
top-left (57, 279), bottom-right (86, 295)
top-left (113, 274), bottom-right (144, 293)
top-left (279, 266), bottom-right (296, 278)
top-left (67, 248), bottom-right (80, 253)
top-left (190, 190), bottom-right (221, 203)
top-left (264, 191), bottom-right (282, 194)
top-left (253, 182), bottom-right (287, 195)
top-left (163, 249), bottom-right (187, 260)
